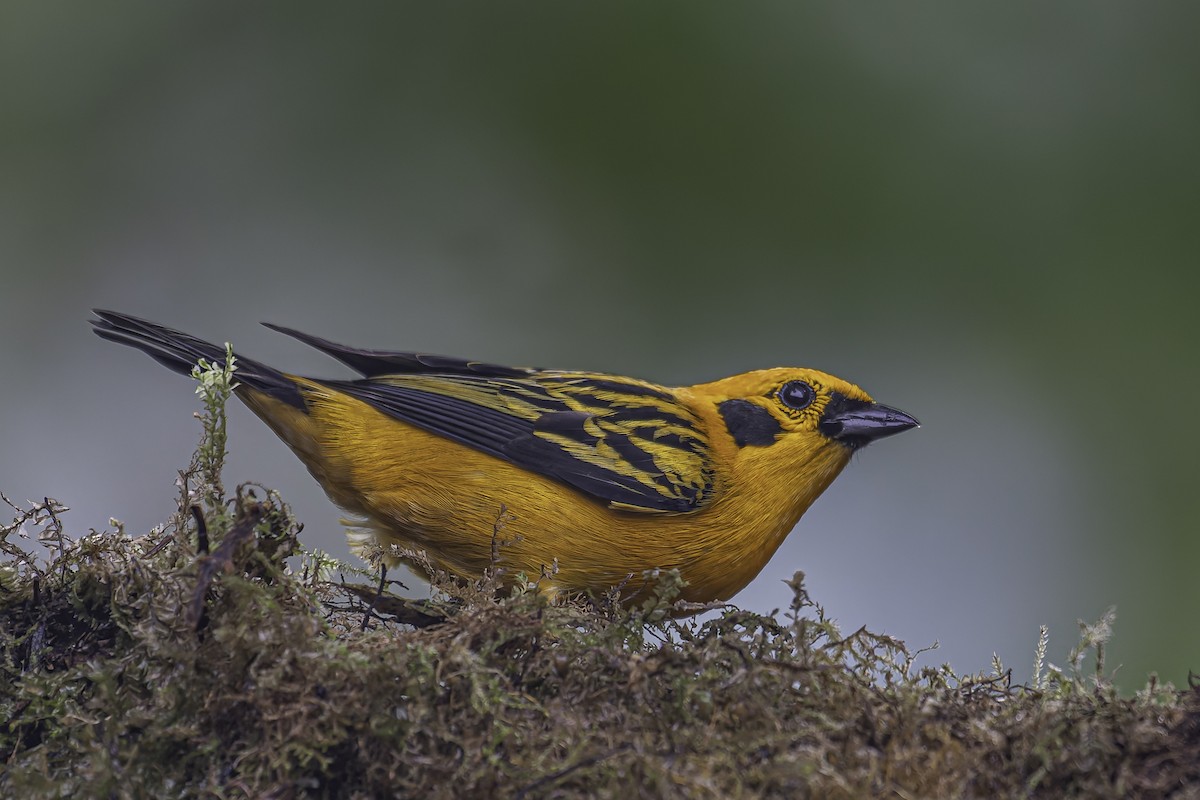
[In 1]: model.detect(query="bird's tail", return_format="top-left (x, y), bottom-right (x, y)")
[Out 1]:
top-left (90, 310), bottom-right (306, 410)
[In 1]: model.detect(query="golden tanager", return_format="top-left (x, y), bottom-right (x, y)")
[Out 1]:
top-left (92, 310), bottom-right (917, 603)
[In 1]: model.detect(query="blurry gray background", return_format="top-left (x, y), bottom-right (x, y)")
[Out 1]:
top-left (3, 3), bottom-right (1197, 689)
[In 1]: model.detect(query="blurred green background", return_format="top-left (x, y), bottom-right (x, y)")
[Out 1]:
top-left (2, 3), bottom-right (1197, 689)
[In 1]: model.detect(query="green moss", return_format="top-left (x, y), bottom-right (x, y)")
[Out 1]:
top-left (1, 491), bottom-right (1197, 798)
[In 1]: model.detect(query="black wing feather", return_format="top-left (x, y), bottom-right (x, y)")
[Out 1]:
top-left (326, 374), bottom-right (713, 513)
top-left (263, 323), bottom-right (534, 379)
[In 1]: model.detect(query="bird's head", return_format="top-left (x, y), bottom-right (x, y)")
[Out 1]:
top-left (688, 367), bottom-right (918, 485)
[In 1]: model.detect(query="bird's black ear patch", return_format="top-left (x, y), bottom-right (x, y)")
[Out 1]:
top-left (718, 399), bottom-right (781, 447)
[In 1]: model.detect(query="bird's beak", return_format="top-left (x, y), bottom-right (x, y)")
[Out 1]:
top-left (820, 397), bottom-right (919, 449)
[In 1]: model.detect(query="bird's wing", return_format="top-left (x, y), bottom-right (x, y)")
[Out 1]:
top-left (323, 372), bottom-right (715, 513)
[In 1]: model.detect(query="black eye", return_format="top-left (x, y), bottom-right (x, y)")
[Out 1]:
top-left (778, 380), bottom-right (816, 411)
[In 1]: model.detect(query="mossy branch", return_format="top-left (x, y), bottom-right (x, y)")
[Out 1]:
top-left (189, 342), bottom-right (238, 517)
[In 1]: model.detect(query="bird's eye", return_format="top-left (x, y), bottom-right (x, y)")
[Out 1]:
top-left (778, 380), bottom-right (816, 411)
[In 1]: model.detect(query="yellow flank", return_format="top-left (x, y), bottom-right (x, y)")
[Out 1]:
top-left (92, 311), bottom-right (918, 605)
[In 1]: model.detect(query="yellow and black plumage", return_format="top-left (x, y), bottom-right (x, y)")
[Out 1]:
top-left (92, 310), bottom-right (917, 603)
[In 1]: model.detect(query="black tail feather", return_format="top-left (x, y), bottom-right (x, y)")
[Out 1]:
top-left (92, 310), bottom-right (306, 409)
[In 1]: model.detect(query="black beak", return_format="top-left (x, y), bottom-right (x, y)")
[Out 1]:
top-left (819, 395), bottom-right (919, 450)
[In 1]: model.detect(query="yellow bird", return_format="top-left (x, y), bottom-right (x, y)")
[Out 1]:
top-left (92, 310), bottom-right (917, 603)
